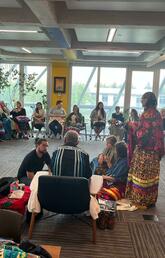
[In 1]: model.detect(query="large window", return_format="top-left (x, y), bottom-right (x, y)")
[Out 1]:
top-left (130, 71), bottom-right (153, 114)
top-left (0, 64), bottom-right (47, 117)
top-left (24, 66), bottom-right (47, 117)
top-left (99, 67), bottom-right (126, 120)
top-left (71, 66), bottom-right (97, 124)
top-left (0, 63), bottom-right (19, 109)
top-left (158, 69), bottom-right (165, 109)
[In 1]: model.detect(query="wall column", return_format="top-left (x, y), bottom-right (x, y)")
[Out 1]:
top-left (124, 67), bottom-right (132, 114)
top-left (96, 66), bottom-right (100, 104)
top-left (153, 68), bottom-right (160, 99)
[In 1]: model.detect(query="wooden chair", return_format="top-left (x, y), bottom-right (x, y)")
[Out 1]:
top-left (28, 176), bottom-right (96, 243)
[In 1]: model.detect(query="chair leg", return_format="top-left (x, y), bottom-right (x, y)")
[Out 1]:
top-left (28, 212), bottom-right (36, 239)
top-left (92, 219), bottom-right (96, 244)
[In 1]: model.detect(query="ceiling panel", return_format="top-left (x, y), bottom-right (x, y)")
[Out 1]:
top-left (0, 25), bottom-right (49, 41)
top-left (82, 50), bottom-right (141, 57)
top-left (1, 47), bottom-right (62, 55)
top-left (114, 28), bottom-right (165, 44)
top-left (0, 0), bottom-right (21, 8)
top-left (75, 28), bottom-right (109, 42)
top-left (66, 0), bottom-right (165, 11)
top-left (0, 32), bottom-right (49, 41)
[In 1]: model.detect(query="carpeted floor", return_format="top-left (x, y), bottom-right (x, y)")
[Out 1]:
top-left (1, 138), bottom-right (165, 258)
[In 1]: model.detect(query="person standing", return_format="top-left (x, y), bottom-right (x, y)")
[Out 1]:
top-left (126, 92), bottom-right (164, 209)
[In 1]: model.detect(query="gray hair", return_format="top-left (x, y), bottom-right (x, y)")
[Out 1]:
top-left (64, 130), bottom-right (79, 146)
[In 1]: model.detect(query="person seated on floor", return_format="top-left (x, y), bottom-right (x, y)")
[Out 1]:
top-left (51, 130), bottom-right (92, 179)
top-left (0, 101), bottom-right (12, 140)
top-left (48, 100), bottom-right (66, 139)
top-left (90, 135), bottom-right (117, 175)
top-left (31, 102), bottom-right (45, 137)
top-left (97, 141), bottom-right (129, 201)
top-left (65, 104), bottom-right (84, 133)
top-left (10, 101), bottom-right (30, 139)
top-left (17, 138), bottom-right (51, 185)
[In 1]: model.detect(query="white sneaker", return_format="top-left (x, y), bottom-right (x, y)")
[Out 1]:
top-left (56, 133), bottom-right (61, 140)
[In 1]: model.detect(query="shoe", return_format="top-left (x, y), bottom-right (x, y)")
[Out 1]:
top-left (56, 133), bottom-right (61, 140)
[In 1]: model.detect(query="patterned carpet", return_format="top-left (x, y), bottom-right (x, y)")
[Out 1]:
top-left (22, 212), bottom-right (165, 258)
top-left (1, 138), bottom-right (165, 257)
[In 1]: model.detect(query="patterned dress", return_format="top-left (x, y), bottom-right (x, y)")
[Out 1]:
top-left (126, 107), bottom-right (164, 208)
top-left (127, 120), bottom-right (139, 165)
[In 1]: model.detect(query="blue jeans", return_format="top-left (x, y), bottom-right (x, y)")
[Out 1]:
top-left (49, 120), bottom-right (62, 136)
top-left (2, 118), bottom-right (12, 139)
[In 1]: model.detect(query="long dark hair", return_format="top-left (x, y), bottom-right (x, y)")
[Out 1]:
top-left (142, 92), bottom-right (157, 109)
top-left (35, 102), bottom-right (42, 114)
top-left (95, 102), bottom-right (105, 117)
top-left (73, 104), bottom-right (80, 114)
top-left (116, 142), bottom-right (127, 159)
top-left (131, 109), bottom-right (139, 121)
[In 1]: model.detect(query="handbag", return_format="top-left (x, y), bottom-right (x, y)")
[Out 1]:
top-left (19, 240), bottom-right (52, 258)
top-left (97, 210), bottom-right (116, 230)
top-left (0, 177), bottom-right (15, 196)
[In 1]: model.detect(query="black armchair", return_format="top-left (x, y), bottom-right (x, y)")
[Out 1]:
top-left (0, 209), bottom-right (23, 243)
top-left (28, 176), bottom-right (96, 243)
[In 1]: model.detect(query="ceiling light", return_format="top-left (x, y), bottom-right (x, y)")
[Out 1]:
top-left (84, 50), bottom-right (140, 54)
top-left (22, 47), bottom-right (31, 54)
top-left (0, 29), bottom-right (38, 33)
top-left (107, 28), bottom-right (117, 42)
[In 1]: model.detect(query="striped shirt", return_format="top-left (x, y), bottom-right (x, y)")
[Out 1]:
top-left (51, 145), bottom-right (92, 179)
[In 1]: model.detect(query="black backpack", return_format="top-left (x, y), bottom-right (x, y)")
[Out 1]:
top-left (0, 177), bottom-right (15, 196)
top-left (19, 240), bottom-right (52, 258)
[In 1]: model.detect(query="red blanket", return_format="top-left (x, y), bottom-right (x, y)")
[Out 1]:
top-left (0, 186), bottom-right (31, 214)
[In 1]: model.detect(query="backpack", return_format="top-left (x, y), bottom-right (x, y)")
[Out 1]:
top-left (0, 177), bottom-right (15, 196)
top-left (97, 210), bottom-right (116, 230)
top-left (19, 240), bottom-right (52, 258)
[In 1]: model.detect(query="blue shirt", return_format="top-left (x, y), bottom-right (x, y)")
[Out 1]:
top-left (106, 158), bottom-right (129, 183)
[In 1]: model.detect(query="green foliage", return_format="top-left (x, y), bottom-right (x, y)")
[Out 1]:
top-left (0, 67), bottom-right (47, 108)
top-left (0, 68), bottom-right (10, 91)
top-left (71, 82), bottom-right (96, 105)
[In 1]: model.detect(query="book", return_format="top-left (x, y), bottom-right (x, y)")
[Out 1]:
top-left (98, 198), bottom-right (116, 212)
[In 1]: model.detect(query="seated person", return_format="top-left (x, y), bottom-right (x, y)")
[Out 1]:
top-left (10, 101), bottom-right (30, 139)
top-left (91, 153), bottom-right (108, 176)
top-left (0, 120), bottom-right (5, 140)
top-left (90, 102), bottom-right (106, 140)
top-left (32, 102), bottom-right (45, 136)
top-left (160, 108), bottom-right (165, 131)
top-left (91, 135), bottom-right (117, 175)
top-left (48, 100), bottom-right (66, 139)
top-left (0, 101), bottom-right (12, 140)
top-left (108, 106), bottom-right (124, 141)
top-left (51, 130), bottom-right (92, 179)
top-left (17, 138), bottom-right (51, 185)
top-left (97, 142), bottom-right (129, 201)
top-left (65, 104), bottom-right (84, 133)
